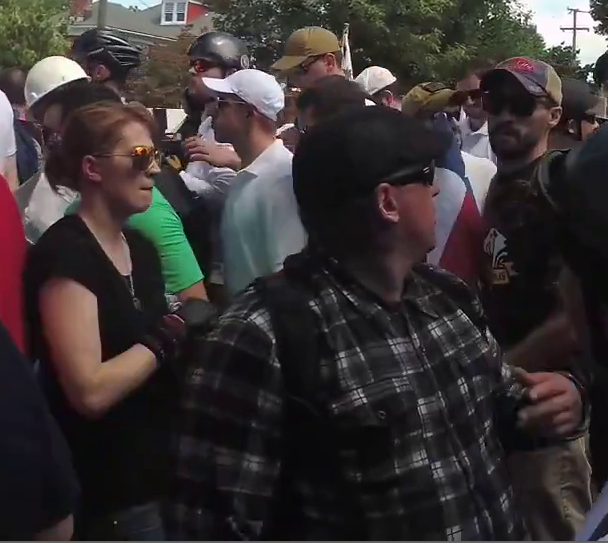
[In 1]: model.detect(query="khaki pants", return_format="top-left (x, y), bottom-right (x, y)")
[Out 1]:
top-left (507, 436), bottom-right (592, 541)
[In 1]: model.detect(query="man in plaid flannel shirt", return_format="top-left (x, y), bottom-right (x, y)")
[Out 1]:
top-left (166, 106), bottom-right (585, 540)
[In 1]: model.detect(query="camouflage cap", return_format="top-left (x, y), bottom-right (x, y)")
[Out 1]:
top-left (401, 82), bottom-right (465, 116)
top-left (481, 57), bottom-right (562, 105)
top-left (271, 27), bottom-right (340, 73)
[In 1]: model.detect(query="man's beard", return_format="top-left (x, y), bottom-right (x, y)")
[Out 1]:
top-left (489, 125), bottom-right (539, 161)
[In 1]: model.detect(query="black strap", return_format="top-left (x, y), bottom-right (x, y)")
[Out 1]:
top-left (414, 264), bottom-right (488, 333)
top-left (255, 271), bottom-right (366, 540)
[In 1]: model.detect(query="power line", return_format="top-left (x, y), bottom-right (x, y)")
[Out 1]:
top-left (560, 7), bottom-right (590, 60)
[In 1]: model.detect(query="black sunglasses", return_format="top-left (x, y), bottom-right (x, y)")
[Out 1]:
top-left (482, 91), bottom-right (553, 118)
top-left (378, 161), bottom-right (436, 187)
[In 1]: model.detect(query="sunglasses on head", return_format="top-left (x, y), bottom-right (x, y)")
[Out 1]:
top-left (94, 145), bottom-right (161, 172)
top-left (482, 91), bottom-right (552, 118)
top-left (378, 161), bottom-right (436, 187)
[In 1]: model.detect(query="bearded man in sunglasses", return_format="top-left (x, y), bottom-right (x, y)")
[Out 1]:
top-left (478, 57), bottom-right (592, 540)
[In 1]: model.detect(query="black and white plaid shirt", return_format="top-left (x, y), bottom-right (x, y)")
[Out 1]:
top-left (166, 251), bottom-right (531, 540)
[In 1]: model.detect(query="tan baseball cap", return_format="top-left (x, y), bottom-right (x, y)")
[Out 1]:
top-left (271, 27), bottom-right (340, 72)
top-left (401, 82), bottom-right (465, 116)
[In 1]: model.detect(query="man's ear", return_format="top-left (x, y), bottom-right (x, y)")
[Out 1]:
top-left (548, 106), bottom-right (563, 129)
top-left (566, 118), bottom-right (578, 136)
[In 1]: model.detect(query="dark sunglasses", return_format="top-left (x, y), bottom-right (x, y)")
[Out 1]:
top-left (482, 91), bottom-right (550, 118)
top-left (582, 113), bottom-right (607, 126)
top-left (189, 58), bottom-right (220, 74)
top-left (94, 145), bottom-right (161, 172)
top-left (291, 55), bottom-right (324, 75)
top-left (378, 161), bottom-right (436, 188)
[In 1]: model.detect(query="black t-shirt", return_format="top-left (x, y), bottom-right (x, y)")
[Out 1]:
top-left (479, 158), bottom-right (563, 349)
top-left (0, 319), bottom-right (78, 539)
top-left (24, 214), bottom-right (174, 516)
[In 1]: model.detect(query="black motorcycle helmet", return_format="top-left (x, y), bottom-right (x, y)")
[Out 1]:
top-left (71, 29), bottom-right (142, 79)
top-left (187, 31), bottom-right (251, 73)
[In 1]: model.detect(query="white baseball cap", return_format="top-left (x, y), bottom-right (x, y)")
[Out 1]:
top-left (355, 66), bottom-right (397, 96)
top-left (202, 69), bottom-right (285, 121)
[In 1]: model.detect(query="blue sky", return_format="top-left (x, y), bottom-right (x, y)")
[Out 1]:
top-left (112, 0), bottom-right (608, 65)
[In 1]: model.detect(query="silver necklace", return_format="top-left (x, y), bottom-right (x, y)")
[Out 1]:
top-left (121, 234), bottom-right (141, 310)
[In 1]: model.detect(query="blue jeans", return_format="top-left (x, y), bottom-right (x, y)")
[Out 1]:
top-left (80, 501), bottom-right (166, 541)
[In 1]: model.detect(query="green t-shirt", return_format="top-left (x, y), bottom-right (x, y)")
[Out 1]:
top-left (65, 187), bottom-right (203, 294)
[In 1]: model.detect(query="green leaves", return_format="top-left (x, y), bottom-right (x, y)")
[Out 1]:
top-left (0, 0), bottom-right (69, 68)
top-left (207, 0), bottom-right (557, 84)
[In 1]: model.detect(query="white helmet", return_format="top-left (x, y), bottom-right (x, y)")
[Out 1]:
top-left (25, 56), bottom-right (89, 109)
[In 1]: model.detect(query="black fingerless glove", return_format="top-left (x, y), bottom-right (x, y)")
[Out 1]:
top-left (174, 298), bottom-right (219, 337)
top-left (140, 313), bottom-right (187, 366)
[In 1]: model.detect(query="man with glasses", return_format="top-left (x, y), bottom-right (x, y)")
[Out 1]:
top-left (456, 62), bottom-right (496, 163)
top-left (479, 56), bottom-right (592, 540)
top-left (179, 31), bottom-right (251, 301)
top-left (271, 27), bottom-right (344, 90)
top-left (401, 82), bottom-right (496, 286)
top-left (200, 69), bottom-right (306, 298)
top-left (167, 105), bottom-right (586, 540)
top-left (550, 77), bottom-right (606, 147)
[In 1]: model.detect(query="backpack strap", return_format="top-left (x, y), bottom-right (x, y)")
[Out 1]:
top-left (414, 264), bottom-right (488, 334)
top-left (254, 269), bottom-right (366, 540)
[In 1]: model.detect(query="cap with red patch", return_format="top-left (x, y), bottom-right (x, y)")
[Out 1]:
top-left (481, 56), bottom-right (562, 105)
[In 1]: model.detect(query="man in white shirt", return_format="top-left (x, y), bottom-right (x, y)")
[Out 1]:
top-left (179, 32), bottom-right (252, 292)
top-left (202, 69), bottom-right (307, 297)
top-left (456, 63), bottom-right (496, 163)
top-left (0, 90), bottom-right (18, 191)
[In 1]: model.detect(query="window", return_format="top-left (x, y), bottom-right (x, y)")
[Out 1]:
top-left (164, 2), bottom-right (175, 23)
top-left (176, 2), bottom-right (186, 22)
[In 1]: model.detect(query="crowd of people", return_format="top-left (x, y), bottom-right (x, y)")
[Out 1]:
top-left (1, 22), bottom-right (608, 541)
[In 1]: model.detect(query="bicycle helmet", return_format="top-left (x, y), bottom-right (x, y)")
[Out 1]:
top-left (187, 31), bottom-right (251, 71)
top-left (71, 29), bottom-right (142, 76)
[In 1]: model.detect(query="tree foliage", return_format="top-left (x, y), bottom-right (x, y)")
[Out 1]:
top-left (125, 29), bottom-right (194, 107)
top-left (207, 0), bottom-right (556, 85)
top-left (539, 44), bottom-right (592, 82)
top-left (590, 0), bottom-right (608, 38)
top-left (0, 0), bottom-right (70, 68)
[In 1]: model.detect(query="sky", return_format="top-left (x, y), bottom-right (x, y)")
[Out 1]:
top-left (114, 0), bottom-right (608, 65)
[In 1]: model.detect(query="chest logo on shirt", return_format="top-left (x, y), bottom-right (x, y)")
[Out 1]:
top-left (483, 227), bottom-right (517, 284)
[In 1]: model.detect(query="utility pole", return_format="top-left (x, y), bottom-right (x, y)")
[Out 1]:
top-left (561, 7), bottom-right (590, 61)
top-left (97, 0), bottom-right (108, 29)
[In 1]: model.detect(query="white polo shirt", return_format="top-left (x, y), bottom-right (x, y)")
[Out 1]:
top-left (459, 118), bottom-right (496, 163)
top-left (221, 139), bottom-right (306, 297)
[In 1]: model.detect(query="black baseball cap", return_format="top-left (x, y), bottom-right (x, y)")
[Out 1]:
top-left (293, 106), bottom-right (451, 213)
